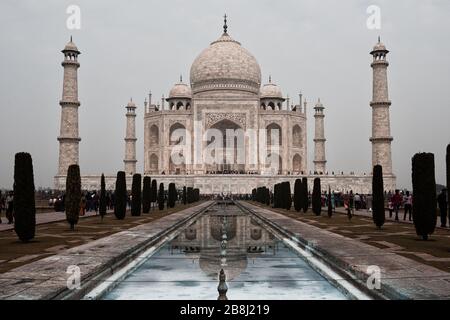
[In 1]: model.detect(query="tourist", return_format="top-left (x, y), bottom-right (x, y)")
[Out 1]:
top-left (438, 189), bottom-right (448, 228)
top-left (6, 191), bottom-right (14, 224)
top-left (403, 191), bottom-right (413, 221)
top-left (80, 194), bottom-right (86, 216)
top-left (354, 193), bottom-right (361, 211)
top-left (391, 190), bottom-right (403, 221)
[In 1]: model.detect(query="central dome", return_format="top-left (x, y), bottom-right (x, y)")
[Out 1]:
top-left (190, 32), bottom-right (262, 95)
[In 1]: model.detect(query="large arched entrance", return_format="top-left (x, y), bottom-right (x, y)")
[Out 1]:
top-left (206, 119), bottom-right (245, 173)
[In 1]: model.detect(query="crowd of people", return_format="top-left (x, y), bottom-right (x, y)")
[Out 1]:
top-left (0, 187), bottom-right (448, 227)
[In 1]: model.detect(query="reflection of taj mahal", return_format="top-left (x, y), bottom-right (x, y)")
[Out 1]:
top-left (54, 17), bottom-right (396, 194)
top-left (171, 205), bottom-right (277, 280)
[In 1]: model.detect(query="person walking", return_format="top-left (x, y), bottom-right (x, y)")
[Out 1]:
top-left (80, 194), bottom-right (86, 216)
top-left (438, 189), bottom-right (448, 228)
top-left (354, 193), bottom-right (361, 211)
top-left (391, 190), bottom-right (403, 221)
top-left (403, 191), bottom-right (413, 221)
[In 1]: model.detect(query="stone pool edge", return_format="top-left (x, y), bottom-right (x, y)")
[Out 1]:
top-left (0, 201), bottom-right (215, 300)
top-left (238, 201), bottom-right (450, 300)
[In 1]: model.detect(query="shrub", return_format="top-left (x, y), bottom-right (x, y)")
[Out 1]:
top-left (65, 164), bottom-right (81, 230)
top-left (294, 179), bottom-right (302, 212)
top-left (312, 178), bottom-right (321, 216)
top-left (168, 183), bottom-right (176, 208)
top-left (412, 153), bottom-right (437, 240)
top-left (302, 178), bottom-right (308, 213)
top-left (372, 165), bottom-right (385, 228)
top-left (142, 176), bottom-right (151, 213)
top-left (99, 174), bottom-right (107, 220)
top-left (114, 171), bottom-right (127, 220)
top-left (131, 174), bottom-right (142, 216)
top-left (447, 144), bottom-right (450, 213)
top-left (158, 183), bottom-right (165, 210)
top-left (327, 187), bottom-right (333, 218)
top-left (13, 152), bottom-right (36, 241)
top-left (285, 182), bottom-right (292, 210)
top-left (151, 179), bottom-right (157, 210)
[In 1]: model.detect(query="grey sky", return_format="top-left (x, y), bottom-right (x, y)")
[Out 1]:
top-left (1, 0), bottom-right (449, 189)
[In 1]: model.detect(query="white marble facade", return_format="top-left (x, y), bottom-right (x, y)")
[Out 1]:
top-left (54, 21), bottom-right (396, 194)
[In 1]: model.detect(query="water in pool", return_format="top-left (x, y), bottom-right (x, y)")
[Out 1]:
top-left (103, 203), bottom-right (347, 300)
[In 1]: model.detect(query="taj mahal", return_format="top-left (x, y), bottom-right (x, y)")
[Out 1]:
top-left (54, 17), bottom-right (396, 194)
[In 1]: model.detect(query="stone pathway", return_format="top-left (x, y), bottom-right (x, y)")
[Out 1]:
top-left (239, 201), bottom-right (450, 300)
top-left (335, 207), bottom-right (449, 230)
top-left (0, 210), bottom-right (104, 232)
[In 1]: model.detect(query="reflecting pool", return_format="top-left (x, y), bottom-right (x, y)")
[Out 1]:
top-left (103, 203), bottom-right (347, 300)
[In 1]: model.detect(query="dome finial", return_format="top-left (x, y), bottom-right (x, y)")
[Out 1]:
top-left (70, 35), bottom-right (73, 42)
top-left (223, 14), bottom-right (228, 34)
top-left (378, 36), bottom-right (381, 43)
top-left (180, 74), bottom-right (183, 83)
top-left (269, 75), bottom-right (272, 83)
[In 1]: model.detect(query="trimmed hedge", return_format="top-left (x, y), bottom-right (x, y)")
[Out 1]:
top-left (65, 164), bottom-right (81, 230)
top-left (412, 153), bottom-right (437, 240)
top-left (131, 174), bottom-right (142, 216)
top-left (142, 176), bottom-right (151, 213)
top-left (372, 165), bottom-right (385, 228)
top-left (312, 178), bottom-right (321, 216)
top-left (114, 171), bottom-right (127, 220)
top-left (13, 152), bottom-right (36, 241)
top-left (99, 174), bottom-right (107, 220)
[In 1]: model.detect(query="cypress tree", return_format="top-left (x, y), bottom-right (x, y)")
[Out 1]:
top-left (273, 184), bottom-right (278, 208)
top-left (312, 178), bottom-right (321, 216)
top-left (447, 144), bottom-right (450, 217)
top-left (294, 179), bottom-right (302, 212)
top-left (13, 152), bottom-right (36, 242)
top-left (285, 182), bottom-right (292, 210)
top-left (194, 188), bottom-right (200, 202)
top-left (158, 183), bottom-right (165, 210)
top-left (65, 164), bottom-right (81, 230)
top-left (142, 176), bottom-right (151, 213)
top-left (151, 179), bottom-right (157, 210)
top-left (187, 187), bottom-right (193, 203)
top-left (327, 187), bottom-right (333, 218)
top-left (99, 174), bottom-right (107, 220)
top-left (265, 187), bottom-right (270, 206)
top-left (131, 174), bottom-right (142, 216)
top-left (372, 165), bottom-right (385, 228)
top-left (302, 177), bottom-right (308, 213)
top-left (168, 183), bottom-right (176, 208)
top-left (114, 171), bottom-right (127, 220)
top-left (182, 186), bottom-right (187, 205)
top-left (412, 153), bottom-right (437, 240)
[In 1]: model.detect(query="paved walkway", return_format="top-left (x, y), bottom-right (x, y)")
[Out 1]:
top-left (333, 207), bottom-right (449, 230)
top-left (239, 201), bottom-right (450, 300)
top-left (0, 210), bottom-right (109, 232)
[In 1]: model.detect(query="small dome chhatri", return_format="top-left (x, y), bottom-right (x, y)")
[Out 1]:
top-left (260, 76), bottom-right (283, 99)
top-left (190, 15), bottom-right (262, 95)
top-left (127, 98), bottom-right (136, 108)
top-left (169, 75), bottom-right (192, 99)
top-left (371, 36), bottom-right (389, 54)
top-left (62, 36), bottom-right (80, 54)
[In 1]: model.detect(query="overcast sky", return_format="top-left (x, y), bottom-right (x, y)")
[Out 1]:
top-left (0, 0), bottom-right (449, 189)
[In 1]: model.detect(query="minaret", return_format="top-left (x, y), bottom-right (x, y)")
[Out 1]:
top-left (57, 37), bottom-right (81, 176)
top-left (370, 37), bottom-right (393, 175)
top-left (124, 99), bottom-right (137, 175)
top-left (313, 98), bottom-right (326, 174)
